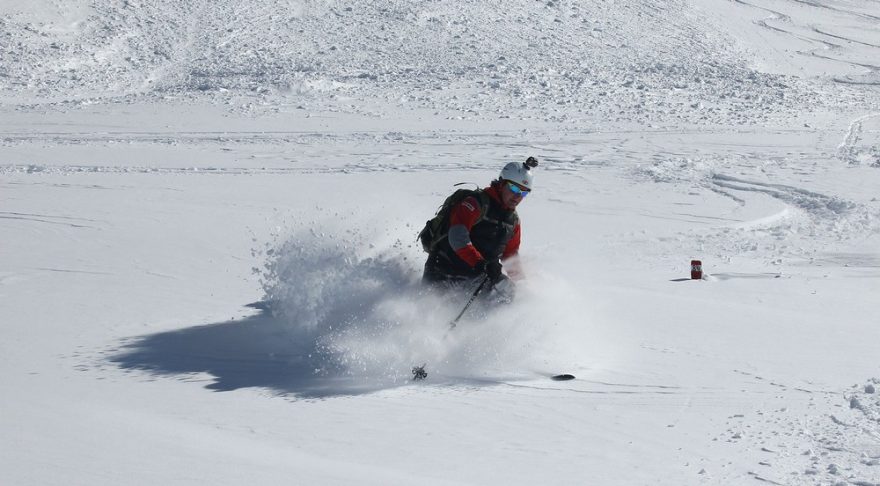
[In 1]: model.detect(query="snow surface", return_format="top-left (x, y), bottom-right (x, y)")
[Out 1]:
top-left (2, 0), bottom-right (880, 484)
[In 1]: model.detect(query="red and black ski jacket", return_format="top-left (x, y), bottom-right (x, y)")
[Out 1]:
top-left (431, 184), bottom-right (520, 276)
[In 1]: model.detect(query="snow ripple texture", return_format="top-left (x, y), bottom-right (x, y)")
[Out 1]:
top-left (728, 375), bottom-right (880, 486)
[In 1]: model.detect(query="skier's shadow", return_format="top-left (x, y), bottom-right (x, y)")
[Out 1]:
top-left (108, 303), bottom-right (398, 399)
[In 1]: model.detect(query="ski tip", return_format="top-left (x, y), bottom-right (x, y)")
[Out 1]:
top-left (551, 374), bottom-right (576, 381)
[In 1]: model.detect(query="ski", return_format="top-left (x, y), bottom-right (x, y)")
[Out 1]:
top-left (410, 365), bottom-right (574, 382)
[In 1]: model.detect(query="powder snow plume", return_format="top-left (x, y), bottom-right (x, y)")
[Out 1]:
top-left (256, 219), bottom-right (595, 384)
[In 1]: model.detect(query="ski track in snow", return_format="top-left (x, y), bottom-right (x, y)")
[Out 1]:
top-left (632, 148), bottom-right (880, 270)
top-left (706, 173), bottom-right (879, 259)
top-left (839, 113), bottom-right (880, 167)
top-left (730, 0), bottom-right (880, 85)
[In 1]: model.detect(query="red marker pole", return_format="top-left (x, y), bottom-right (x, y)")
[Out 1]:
top-left (691, 260), bottom-right (703, 280)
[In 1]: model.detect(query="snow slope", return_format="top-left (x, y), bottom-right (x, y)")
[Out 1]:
top-left (2, 0), bottom-right (880, 485)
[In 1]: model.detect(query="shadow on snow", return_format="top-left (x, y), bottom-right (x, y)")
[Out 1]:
top-left (108, 303), bottom-right (414, 399)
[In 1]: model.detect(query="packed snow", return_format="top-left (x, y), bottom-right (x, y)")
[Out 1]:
top-left (2, 0), bottom-right (879, 484)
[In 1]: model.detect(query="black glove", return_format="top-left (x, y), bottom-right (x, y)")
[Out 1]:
top-left (484, 259), bottom-right (503, 283)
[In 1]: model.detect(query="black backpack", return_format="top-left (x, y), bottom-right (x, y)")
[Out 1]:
top-left (418, 188), bottom-right (490, 253)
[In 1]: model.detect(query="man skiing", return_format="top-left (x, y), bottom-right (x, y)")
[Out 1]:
top-left (419, 157), bottom-right (537, 294)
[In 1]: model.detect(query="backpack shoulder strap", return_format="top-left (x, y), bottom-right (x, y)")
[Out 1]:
top-left (419, 188), bottom-right (488, 253)
top-left (447, 188), bottom-right (489, 224)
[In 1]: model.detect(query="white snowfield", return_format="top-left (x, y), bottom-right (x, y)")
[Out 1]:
top-left (2, 0), bottom-right (879, 484)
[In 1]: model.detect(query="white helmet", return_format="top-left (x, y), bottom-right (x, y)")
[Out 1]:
top-left (499, 156), bottom-right (538, 190)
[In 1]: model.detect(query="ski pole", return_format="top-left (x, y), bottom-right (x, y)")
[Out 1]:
top-left (449, 276), bottom-right (490, 329)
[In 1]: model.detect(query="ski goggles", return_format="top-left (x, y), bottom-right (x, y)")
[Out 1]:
top-left (506, 181), bottom-right (530, 197)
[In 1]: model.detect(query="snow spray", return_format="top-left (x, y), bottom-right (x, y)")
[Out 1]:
top-left (691, 260), bottom-right (703, 280)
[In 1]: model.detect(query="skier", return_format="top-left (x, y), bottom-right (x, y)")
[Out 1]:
top-left (419, 157), bottom-right (537, 298)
